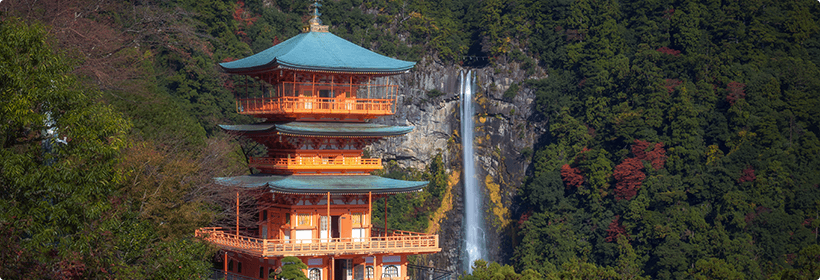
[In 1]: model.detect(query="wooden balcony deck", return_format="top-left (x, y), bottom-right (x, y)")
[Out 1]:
top-left (236, 97), bottom-right (394, 119)
top-left (195, 227), bottom-right (440, 257)
top-left (249, 156), bottom-right (382, 174)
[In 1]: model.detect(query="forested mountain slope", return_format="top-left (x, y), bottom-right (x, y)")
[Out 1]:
top-left (507, 0), bottom-right (820, 279)
top-left (2, 0), bottom-right (820, 279)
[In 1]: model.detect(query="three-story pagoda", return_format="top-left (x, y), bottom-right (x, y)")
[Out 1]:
top-left (196, 3), bottom-right (440, 280)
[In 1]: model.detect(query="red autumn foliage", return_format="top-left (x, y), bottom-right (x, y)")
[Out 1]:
top-left (573, 146), bottom-right (592, 163)
top-left (561, 164), bottom-right (585, 189)
top-left (645, 143), bottom-right (667, 170)
top-left (631, 139), bottom-right (667, 170)
top-left (656, 47), bottom-right (681, 56)
top-left (58, 259), bottom-right (87, 279)
top-left (614, 157), bottom-right (645, 200)
top-left (662, 78), bottom-right (683, 93)
top-left (663, 9), bottom-right (675, 20)
top-left (614, 140), bottom-right (668, 200)
top-left (726, 81), bottom-right (746, 105)
top-left (518, 210), bottom-right (533, 227)
top-left (744, 206), bottom-right (772, 224)
top-left (785, 253), bottom-right (797, 265)
top-left (566, 29), bottom-right (584, 41)
top-left (223, 79), bottom-right (235, 92)
top-left (233, 1), bottom-right (258, 26)
top-left (739, 165), bottom-right (756, 183)
top-left (233, 1), bottom-right (258, 38)
top-left (631, 140), bottom-right (651, 159)
top-left (606, 215), bottom-right (628, 242)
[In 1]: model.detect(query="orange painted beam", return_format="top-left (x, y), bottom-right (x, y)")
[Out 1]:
top-left (249, 156), bottom-right (383, 174)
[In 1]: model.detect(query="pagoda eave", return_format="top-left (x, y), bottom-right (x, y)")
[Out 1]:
top-left (220, 63), bottom-right (411, 76)
top-left (218, 31), bottom-right (416, 75)
top-left (214, 174), bottom-right (428, 194)
top-left (275, 63), bottom-right (413, 75)
top-left (218, 122), bottom-right (414, 138)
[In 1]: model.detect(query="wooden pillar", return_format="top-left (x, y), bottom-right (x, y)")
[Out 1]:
top-left (388, 75), bottom-right (396, 113)
top-left (224, 251), bottom-right (228, 278)
top-left (327, 192), bottom-right (331, 242)
top-left (236, 192), bottom-right (240, 236)
top-left (375, 254), bottom-right (380, 280)
top-left (384, 196), bottom-right (387, 233)
top-left (267, 73), bottom-right (271, 99)
top-left (368, 192), bottom-right (372, 230)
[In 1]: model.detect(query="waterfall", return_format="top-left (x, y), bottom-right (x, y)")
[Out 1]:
top-left (460, 70), bottom-right (486, 274)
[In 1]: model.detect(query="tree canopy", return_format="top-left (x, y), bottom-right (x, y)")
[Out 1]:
top-left (0, 17), bottom-right (216, 280)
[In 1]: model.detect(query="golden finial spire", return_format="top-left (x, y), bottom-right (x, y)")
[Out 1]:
top-left (304, 0), bottom-right (329, 32)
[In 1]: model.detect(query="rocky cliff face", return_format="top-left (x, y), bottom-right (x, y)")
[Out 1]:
top-left (370, 57), bottom-right (549, 274)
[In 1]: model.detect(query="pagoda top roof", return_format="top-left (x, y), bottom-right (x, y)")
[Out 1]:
top-left (219, 122), bottom-right (414, 137)
top-left (219, 31), bottom-right (415, 74)
top-left (214, 174), bottom-right (427, 194)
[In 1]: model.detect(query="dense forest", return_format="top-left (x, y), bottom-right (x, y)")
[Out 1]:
top-left (2, 0), bottom-right (820, 279)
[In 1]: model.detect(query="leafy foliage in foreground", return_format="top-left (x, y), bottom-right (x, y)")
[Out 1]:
top-left (0, 18), bottom-right (216, 279)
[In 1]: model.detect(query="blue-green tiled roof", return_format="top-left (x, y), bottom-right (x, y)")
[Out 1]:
top-left (214, 174), bottom-right (427, 194)
top-left (219, 124), bottom-right (276, 132)
top-left (219, 32), bottom-right (415, 73)
top-left (218, 122), bottom-right (414, 137)
top-left (276, 122), bottom-right (413, 136)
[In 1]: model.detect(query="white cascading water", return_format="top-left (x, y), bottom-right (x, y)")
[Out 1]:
top-left (460, 70), bottom-right (486, 274)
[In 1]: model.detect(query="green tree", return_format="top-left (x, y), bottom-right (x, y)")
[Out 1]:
top-left (278, 256), bottom-right (309, 280)
top-left (688, 258), bottom-right (744, 280)
top-left (0, 18), bottom-right (217, 279)
top-left (0, 17), bottom-right (135, 278)
top-left (515, 212), bottom-right (590, 275)
top-left (523, 171), bottom-right (565, 212)
top-left (552, 259), bottom-right (619, 279)
top-left (462, 259), bottom-right (542, 280)
top-left (0, 15), bottom-right (129, 254)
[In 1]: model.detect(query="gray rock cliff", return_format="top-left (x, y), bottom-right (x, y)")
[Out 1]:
top-left (369, 57), bottom-right (549, 274)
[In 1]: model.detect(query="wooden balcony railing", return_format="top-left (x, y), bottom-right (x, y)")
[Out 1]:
top-left (195, 227), bottom-right (440, 257)
top-left (236, 97), bottom-right (395, 119)
top-left (249, 156), bottom-right (382, 174)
